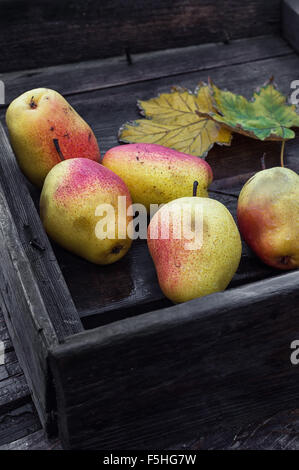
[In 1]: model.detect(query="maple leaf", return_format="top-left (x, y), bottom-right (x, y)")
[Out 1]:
top-left (118, 84), bottom-right (232, 158)
top-left (199, 78), bottom-right (299, 141)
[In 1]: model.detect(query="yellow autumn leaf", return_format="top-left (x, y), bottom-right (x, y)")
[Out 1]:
top-left (118, 84), bottom-right (232, 157)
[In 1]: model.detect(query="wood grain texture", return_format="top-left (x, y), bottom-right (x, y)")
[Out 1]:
top-left (3, 407), bottom-right (299, 450)
top-left (0, 123), bottom-right (82, 431)
top-left (0, 403), bottom-right (41, 447)
top-left (0, 124), bottom-right (82, 340)
top-left (180, 409), bottom-right (299, 450)
top-left (0, 429), bottom-right (61, 450)
top-left (282, 0), bottom-right (299, 54)
top-left (50, 271), bottom-right (299, 449)
top-left (227, 410), bottom-right (299, 450)
top-left (0, 0), bottom-right (281, 73)
top-left (0, 180), bottom-right (55, 430)
top-left (0, 313), bottom-right (13, 354)
top-left (0, 35), bottom-right (291, 104)
top-left (44, 53), bottom-right (299, 177)
top-left (0, 349), bottom-right (29, 410)
top-left (0, 306), bottom-right (34, 434)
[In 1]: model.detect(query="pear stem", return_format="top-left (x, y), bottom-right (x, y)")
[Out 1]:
top-left (53, 139), bottom-right (65, 161)
top-left (193, 180), bottom-right (199, 197)
top-left (280, 140), bottom-right (285, 168)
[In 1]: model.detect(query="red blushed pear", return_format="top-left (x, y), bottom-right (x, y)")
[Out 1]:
top-left (237, 166), bottom-right (299, 270)
top-left (147, 182), bottom-right (242, 303)
top-left (6, 88), bottom-right (100, 188)
top-left (40, 158), bottom-right (133, 265)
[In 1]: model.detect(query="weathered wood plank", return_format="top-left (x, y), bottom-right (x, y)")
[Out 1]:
top-left (50, 270), bottom-right (299, 449)
top-left (29, 53), bottom-right (297, 178)
top-left (0, 403), bottom-right (41, 447)
top-left (0, 350), bottom-right (24, 383)
top-left (0, 35), bottom-right (291, 104)
top-left (0, 124), bottom-right (82, 430)
top-left (227, 410), bottom-right (299, 450)
top-left (0, 315), bottom-right (13, 353)
top-left (0, 124), bottom-right (83, 339)
top-left (0, 306), bottom-right (32, 417)
top-left (0, 0), bottom-right (281, 73)
top-left (0, 182), bottom-right (55, 429)
top-left (181, 409), bottom-right (299, 450)
top-left (282, 0), bottom-right (299, 54)
top-left (0, 429), bottom-right (61, 450)
top-left (0, 376), bottom-right (30, 414)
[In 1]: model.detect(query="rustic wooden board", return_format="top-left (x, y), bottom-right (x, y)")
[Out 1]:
top-left (172, 409), bottom-right (299, 450)
top-left (0, 35), bottom-right (291, 104)
top-left (0, 403), bottom-right (41, 447)
top-left (0, 429), bottom-right (61, 450)
top-left (4, 406), bottom-right (299, 450)
top-left (282, 0), bottom-right (299, 54)
top-left (50, 270), bottom-right (299, 449)
top-left (0, 125), bottom-right (82, 340)
top-left (0, 123), bottom-right (83, 431)
top-left (0, 313), bottom-right (13, 354)
top-left (60, 53), bottom-right (299, 170)
top-left (0, 0), bottom-right (281, 73)
top-left (0, 307), bottom-right (31, 413)
top-left (0, 304), bottom-right (53, 449)
top-left (0, 350), bottom-right (29, 411)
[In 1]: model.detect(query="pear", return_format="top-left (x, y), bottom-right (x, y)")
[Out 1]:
top-left (102, 143), bottom-right (213, 211)
top-left (6, 88), bottom-right (100, 188)
top-left (40, 158), bottom-right (132, 265)
top-left (148, 195), bottom-right (242, 303)
top-left (237, 167), bottom-right (299, 270)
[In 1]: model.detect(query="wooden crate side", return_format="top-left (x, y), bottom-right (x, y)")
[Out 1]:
top-left (282, 0), bottom-right (299, 54)
top-left (0, 0), bottom-right (281, 73)
top-left (0, 183), bottom-right (57, 431)
top-left (0, 122), bottom-right (83, 431)
top-left (0, 124), bottom-right (83, 340)
top-left (50, 270), bottom-right (299, 449)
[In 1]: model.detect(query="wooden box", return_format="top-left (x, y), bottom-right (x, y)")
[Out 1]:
top-left (0, 0), bottom-right (299, 449)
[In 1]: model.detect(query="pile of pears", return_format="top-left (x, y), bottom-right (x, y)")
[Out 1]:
top-left (6, 88), bottom-right (299, 304)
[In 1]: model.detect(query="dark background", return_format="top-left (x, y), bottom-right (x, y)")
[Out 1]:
top-left (0, 0), bottom-right (281, 73)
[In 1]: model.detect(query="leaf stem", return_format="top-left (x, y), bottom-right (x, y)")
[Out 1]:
top-left (193, 180), bottom-right (199, 197)
top-left (280, 140), bottom-right (285, 168)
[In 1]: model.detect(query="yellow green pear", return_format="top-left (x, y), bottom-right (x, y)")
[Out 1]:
top-left (237, 167), bottom-right (299, 270)
top-left (148, 193), bottom-right (242, 303)
top-left (102, 143), bottom-right (213, 211)
top-left (6, 88), bottom-right (100, 188)
top-left (40, 158), bottom-right (132, 265)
